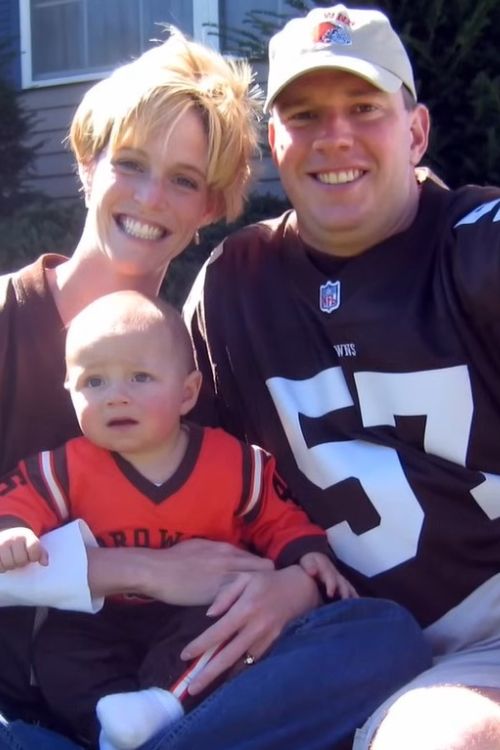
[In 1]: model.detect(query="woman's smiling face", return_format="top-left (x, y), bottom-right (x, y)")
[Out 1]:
top-left (82, 107), bottom-right (215, 278)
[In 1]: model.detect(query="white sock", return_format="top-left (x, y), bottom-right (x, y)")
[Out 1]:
top-left (96, 687), bottom-right (184, 750)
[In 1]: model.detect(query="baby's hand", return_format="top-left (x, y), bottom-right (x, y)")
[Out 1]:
top-left (299, 552), bottom-right (357, 600)
top-left (0, 527), bottom-right (48, 572)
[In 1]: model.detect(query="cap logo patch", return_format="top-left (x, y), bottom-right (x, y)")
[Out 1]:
top-left (319, 280), bottom-right (341, 313)
top-left (312, 21), bottom-right (352, 46)
top-left (313, 9), bottom-right (353, 46)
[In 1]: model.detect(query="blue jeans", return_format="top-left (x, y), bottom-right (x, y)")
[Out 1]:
top-left (0, 599), bottom-right (431, 750)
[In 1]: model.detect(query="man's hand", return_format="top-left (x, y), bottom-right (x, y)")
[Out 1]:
top-left (0, 527), bottom-right (48, 572)
top-left (299, 551), bottom-right (357, 600)
top-left (180, 565), bottom-right (321, 694)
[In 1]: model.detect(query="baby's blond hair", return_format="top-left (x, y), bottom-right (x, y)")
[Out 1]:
top-left (66, 292), bottom-right (196, 377)
top-left (70, 29), bottom-right (261, 221)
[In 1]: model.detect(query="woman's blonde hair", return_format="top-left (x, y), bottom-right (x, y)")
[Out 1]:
top-left (70, 29), bottom-right (261, 221)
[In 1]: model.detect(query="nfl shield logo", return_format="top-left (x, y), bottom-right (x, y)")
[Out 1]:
top-left (319, 280), bottom-right (341, 313)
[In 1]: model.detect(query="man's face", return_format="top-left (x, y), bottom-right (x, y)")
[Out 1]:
top-left (268, 69), bottom-right (429, 256)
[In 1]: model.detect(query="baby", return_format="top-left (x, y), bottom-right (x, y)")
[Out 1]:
top-left (0, 291), bottom-right (355, 749)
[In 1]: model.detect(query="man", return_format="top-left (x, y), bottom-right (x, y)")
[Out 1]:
top-left (186, 4), bottom-right (500, 748)
top-left (0, 19), bottom-right (429, 750)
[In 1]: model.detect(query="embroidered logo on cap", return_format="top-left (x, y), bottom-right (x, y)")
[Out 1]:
top-left (312, 11), bottom-right (353, 46)
top-left (312, 21), bottom-right (352, 46)
top-left (319, 280), bottom-right (341, 313)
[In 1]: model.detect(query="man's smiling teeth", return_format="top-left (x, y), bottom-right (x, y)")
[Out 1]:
top-left (119, 216), bottom-right (165, 240)
top-left (317, 169), bottom-right (363, 185)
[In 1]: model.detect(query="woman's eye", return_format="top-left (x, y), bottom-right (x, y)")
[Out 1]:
top-left (174, 175), bottom-right (198, 190)
top-left (113, 158), bottom-right (144, 173)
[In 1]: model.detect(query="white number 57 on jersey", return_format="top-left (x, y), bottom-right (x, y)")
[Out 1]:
top-left (267, 365), bottom-right (500, 577)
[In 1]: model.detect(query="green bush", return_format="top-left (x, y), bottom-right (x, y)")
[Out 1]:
top-left (0, 42), bottom-right (39, 215)
top-left (369, 0), bottom-right (500, 188)
top-left (0, 198), bottom-right (85, 273)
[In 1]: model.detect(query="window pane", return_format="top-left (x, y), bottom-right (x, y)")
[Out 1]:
top-left (30, 0), bottom-right (195, 82)
top-left (31, 0), bottom-right (84, 80)
top-left (87, 0), bottom-right (140, 69)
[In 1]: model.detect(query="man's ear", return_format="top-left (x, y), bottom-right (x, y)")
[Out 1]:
top-left (180, 369), bottom-right (203, 416)
top-left (78, 160), bottom-right (96, 207)
top-left (409, 104), bottom-right (430, 166)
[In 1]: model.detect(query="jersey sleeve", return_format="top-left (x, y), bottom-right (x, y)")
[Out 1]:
top-left (0, 448), bottom-right (69, 536)
top-left (237, 444), bottom-right (331, 567)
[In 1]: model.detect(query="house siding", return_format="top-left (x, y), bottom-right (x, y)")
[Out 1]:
top-left (21, 81), bottom-right (93, 201)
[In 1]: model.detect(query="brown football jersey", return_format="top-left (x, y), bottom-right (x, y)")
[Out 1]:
top-left (186, 178), bottom-right (500, 629)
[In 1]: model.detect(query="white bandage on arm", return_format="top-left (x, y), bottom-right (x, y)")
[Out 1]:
top-left (0, 519), bottom-right (104, 613)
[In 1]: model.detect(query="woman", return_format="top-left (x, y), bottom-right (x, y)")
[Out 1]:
top-left (0, 28), bottom-right (430, 750)
top-left (0, 25), bottom-right (260, 745)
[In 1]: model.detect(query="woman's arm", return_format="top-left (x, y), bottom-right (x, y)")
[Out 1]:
top-left (0, 524), bottom-right (272, 612)
top-left (87, 538), bottom-right (274, 605)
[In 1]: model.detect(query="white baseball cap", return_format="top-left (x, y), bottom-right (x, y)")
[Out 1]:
top-left (264, 4), bottom-right (416, 112)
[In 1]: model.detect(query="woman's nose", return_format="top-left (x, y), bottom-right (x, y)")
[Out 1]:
top-left (135, 175), bottom-right (168, 210)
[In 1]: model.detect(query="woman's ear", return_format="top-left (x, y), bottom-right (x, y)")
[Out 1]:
top-left (78, 160), bottom-right (96, 207)
top-left (200, 190), bottom-right (224, 227)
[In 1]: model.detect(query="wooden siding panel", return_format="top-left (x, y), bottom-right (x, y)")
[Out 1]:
top-left (29, 174), bottom-right (83, 202)
top-left (25, 128), bottom-right (70, 155)
top-left (20, 82), bottom-right (93, 200)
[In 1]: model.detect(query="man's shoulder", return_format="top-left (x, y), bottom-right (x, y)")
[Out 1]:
top-left (211, 209), bottom-right (295, 261)
top-left (447, 183), bottom-right (500, 227)
top-left (419, 179), bottom-right (500, 240)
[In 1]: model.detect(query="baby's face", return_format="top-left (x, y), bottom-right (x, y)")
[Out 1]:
top-left (65, 323), bottom-right (187, 456)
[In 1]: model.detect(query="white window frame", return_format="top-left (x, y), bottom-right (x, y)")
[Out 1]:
top-left (19, 0), bottom-right (220, 89)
